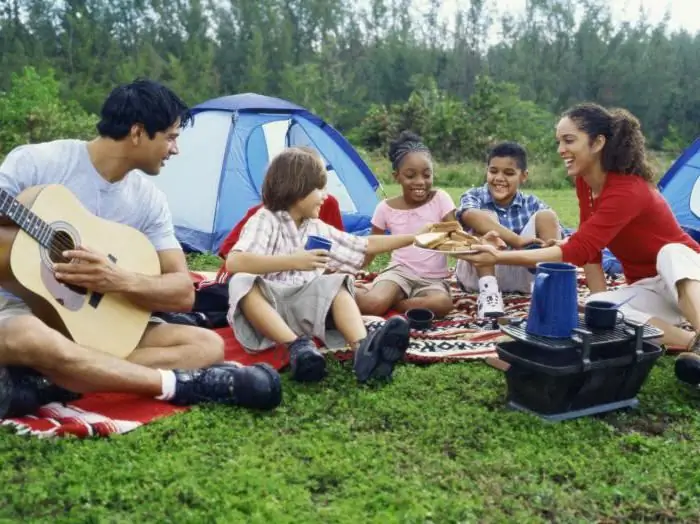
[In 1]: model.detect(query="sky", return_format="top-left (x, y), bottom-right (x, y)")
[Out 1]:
top-left (426, 0), bottom-right (699, 36)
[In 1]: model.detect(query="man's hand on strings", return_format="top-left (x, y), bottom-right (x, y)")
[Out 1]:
top-left (53, 246), bottom-right (131, 294)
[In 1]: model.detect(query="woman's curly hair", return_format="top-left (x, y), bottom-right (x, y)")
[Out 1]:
top-left (562, 103), bottom-right (655, 182)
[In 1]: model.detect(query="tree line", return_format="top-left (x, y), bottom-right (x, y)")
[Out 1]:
top-left (1, 0), bottom-right (698, 164)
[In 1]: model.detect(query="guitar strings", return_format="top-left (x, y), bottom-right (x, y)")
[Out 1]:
top-left (7, 211), bottom-right (106, 263)
top-left (2, 204), bottom-right (100, 264)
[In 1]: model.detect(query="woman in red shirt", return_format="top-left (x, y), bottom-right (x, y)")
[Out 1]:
top-left (459, 102), bottom-right (700, 385)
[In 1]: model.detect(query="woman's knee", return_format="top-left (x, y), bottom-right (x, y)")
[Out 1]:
top-left (657, 243), bottom-right (695, 269)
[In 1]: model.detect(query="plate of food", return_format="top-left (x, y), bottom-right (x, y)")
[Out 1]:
top-left (413, 221), bottom-right (483, 255)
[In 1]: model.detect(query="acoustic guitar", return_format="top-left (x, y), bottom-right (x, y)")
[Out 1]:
top-left (0, 184), bottom-right (161, 357)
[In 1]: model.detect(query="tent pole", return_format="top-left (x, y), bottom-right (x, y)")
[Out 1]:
top-left (377, 181), bottom-right (388, 199)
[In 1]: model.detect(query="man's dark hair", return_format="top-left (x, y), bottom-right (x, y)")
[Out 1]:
top-left (96, 79), bottom-right (193, 140)
top-left (487, 141), bottom-right (528, 171)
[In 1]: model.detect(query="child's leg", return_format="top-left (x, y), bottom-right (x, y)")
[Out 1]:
top-left (534, 209), bottom-right (561, 241)
top-left (455, 260), bottom-right (503, 318)
top-left (237, 281), bottom-right (325, 382)
top-left (355, 281), bottom-right (405, 317)
top-left (239, 284), bottom-right (297, 344)
top-left (475, 265), bottom-right (504, 319)
top-left (396, 290), bottom-right (453, 318)
top-left (331, 287), bottom-right (368, 343)
top-left (470, 210), bottom-right (505, 317)
top-left (331, 287), bottom-right (411, 383)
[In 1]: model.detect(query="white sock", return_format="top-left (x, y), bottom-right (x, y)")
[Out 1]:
top-left (478, 276), bottom-right (499, 294)
top-left (155, 369), bottom-right (177, 400)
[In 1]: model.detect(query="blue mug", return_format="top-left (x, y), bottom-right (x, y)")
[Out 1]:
top-left (305, 235), bottom-right (333, 251)
top-left (526, 262), bottom-right (579, 338)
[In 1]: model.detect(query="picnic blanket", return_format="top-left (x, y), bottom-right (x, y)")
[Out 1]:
top-left (1, 270), bottom-right (626, 439)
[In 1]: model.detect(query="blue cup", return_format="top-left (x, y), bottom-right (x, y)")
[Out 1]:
top-left (305, 235), bottom-right (332, 251)
top-left (525, 262), bottom-right (579, 338)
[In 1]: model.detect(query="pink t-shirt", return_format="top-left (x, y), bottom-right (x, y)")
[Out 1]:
top-left (372, 189), bottom-right (456, 279)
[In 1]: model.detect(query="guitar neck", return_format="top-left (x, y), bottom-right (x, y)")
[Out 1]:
top-left (0, 188), bottom-right (54, 247)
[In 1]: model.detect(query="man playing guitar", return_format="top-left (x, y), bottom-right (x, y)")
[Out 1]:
top-left (0, 79), bottom-right (281, 417)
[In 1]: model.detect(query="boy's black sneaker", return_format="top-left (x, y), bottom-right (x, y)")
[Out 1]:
top-left (354, 316), bottom-right (410, 383)
top-left (287, 336), bottom-right (327, 383)
top-left (171, 363), bottom-right (282, 410)
top-left (5, 367), bottom-right (81, 418)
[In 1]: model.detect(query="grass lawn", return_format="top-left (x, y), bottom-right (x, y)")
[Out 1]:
top-left (3, 188), bottom-right (700, 522)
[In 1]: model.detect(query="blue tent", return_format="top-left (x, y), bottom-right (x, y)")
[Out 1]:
top-left (658, 137), bottom-right (700, 242)
top-left (154, 93), bottom-right (379, 253)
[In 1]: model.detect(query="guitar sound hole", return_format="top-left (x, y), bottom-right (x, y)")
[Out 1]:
top-left (48, 230), bottom-right (86, 295)
top-left (48, 230), bottom-right (75, 264)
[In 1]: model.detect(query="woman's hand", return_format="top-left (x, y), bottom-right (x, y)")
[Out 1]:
top-left (455, 244), bottom-right (501, 266)
top-left (542, 237), bottom-right (569, 247)
top-left (481, 230), bottom-right (507, 250)
top-left (516, 236), bottom-right (545, 249)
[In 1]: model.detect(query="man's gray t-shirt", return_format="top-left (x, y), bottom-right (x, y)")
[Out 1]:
top-left (0, 139), bottom-right (180, 301)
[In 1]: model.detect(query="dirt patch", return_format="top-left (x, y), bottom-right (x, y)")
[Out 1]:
top-left (601, 412), bottom-right (688, 437)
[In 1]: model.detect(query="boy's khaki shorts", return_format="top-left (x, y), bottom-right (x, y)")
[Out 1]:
top-left (373, 264), bottom-right (450, 299)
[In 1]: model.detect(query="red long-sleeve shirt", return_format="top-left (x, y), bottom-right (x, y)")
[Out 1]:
top-left (561, 173), bottom-right (700, 284)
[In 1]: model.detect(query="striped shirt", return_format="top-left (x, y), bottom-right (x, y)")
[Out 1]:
top-left (456, 184), bottom-right (549, 235)
top-left (231, 207), bottom-right (368, 286)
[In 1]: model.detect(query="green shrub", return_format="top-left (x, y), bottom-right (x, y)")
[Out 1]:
top-left (0, 66), bottom-right (97, 157)
top-left (352, 75), bottom-right (561, 170)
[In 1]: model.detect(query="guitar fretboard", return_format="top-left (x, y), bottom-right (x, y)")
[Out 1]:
top-left (0, 189), bottom-right (54, 248)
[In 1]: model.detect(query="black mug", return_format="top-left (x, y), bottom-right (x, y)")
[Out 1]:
top-left (406, 308), bottom-right (434, 330)
top-left (584, 300), bottom-right (625, 330)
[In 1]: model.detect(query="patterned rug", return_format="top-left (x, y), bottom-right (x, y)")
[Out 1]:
top-left (324, 270), bottom-right (628, 363)
top-left (0, 270), bottom-right (642, 439)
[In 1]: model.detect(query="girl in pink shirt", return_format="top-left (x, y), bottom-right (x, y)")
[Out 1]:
top-left (356, 131), bottom-right (456, 318)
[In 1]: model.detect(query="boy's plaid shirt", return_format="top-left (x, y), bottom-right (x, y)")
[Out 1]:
top-left (456, 184), bottom-right (549, 235)
top-left (228, 207), bottom-right (368, 286)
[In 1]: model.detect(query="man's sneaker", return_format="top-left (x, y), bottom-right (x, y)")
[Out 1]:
top-left (288, 336), bottom-right (327, 383)
top-left (5, 367), bottom-right (81, 418)
top-left (477, 292), bottom-right (505, 319)
top-left (171, 363), bottom-right (282, 410)
top-left (0, 367), bottom-right (12, 418)
top-left (675, 333), bottom-right (700, 385)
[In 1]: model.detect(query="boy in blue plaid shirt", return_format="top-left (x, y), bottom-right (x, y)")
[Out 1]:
top-left (455, 142), bottom-right (562, 318)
